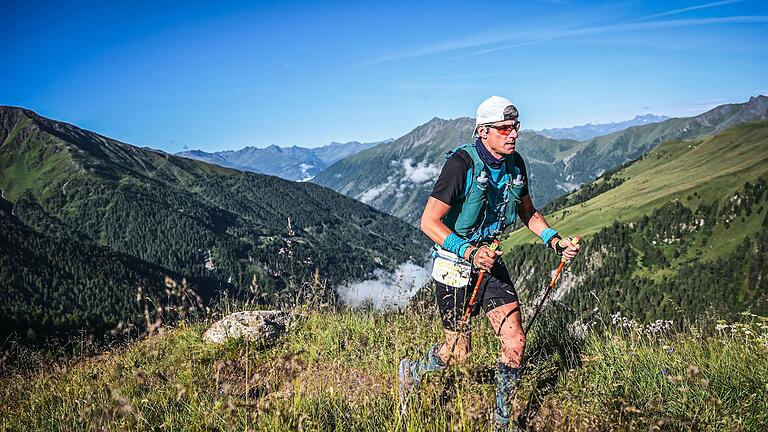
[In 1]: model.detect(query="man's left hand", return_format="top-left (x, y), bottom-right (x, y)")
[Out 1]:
top-left (553, 237), bottom-right (581, 261)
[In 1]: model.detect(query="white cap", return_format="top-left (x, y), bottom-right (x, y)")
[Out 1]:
top-left (475, 96), bottom-right (519, 127)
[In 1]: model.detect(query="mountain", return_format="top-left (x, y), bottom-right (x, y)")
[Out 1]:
top-left (534, 114), bottom-right (669, 141)
top-left (501, 119), bottom-right (768, 321)
top-left (0, 194), bottom-right (209, 342)
top-left (176, 140), bottom-right (386, 181)
top-left (313, 96), bottom-right (768, 225)
top-left (0, 106), bottom-right (429, 340)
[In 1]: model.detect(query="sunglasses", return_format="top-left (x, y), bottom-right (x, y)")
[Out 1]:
top-left (487, 121), bottom-right (520, 136)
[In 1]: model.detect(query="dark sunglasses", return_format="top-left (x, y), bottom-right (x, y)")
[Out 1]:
top-left (487, 121), bottom-right (521, 136)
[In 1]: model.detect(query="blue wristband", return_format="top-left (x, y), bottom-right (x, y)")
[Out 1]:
top-left (442, 233), bottom-right (469, 256)
top-left (458, 242), bottom-right (472, 259)
top-left (539, 227), bottom-right (559, 246)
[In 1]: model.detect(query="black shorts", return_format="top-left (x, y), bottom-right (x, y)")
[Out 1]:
top-left (434, 262), bottom-right (519, 331)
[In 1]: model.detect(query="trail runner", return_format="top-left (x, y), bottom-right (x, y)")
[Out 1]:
top-left (398, 96), bottom-right (581, 430)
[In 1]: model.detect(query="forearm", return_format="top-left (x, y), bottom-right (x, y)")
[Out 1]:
top-left (519, 197), bottom-right (559, 249)
top-left (524, 210), bottom-right (551, 239)
top-left (420, 217), bottom-right (454, 247)
top-left (420, 198), bottom-right (476, 259)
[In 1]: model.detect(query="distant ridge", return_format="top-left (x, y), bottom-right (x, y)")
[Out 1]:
top-left (176, 139), bottom-right (391, 181)
top-left (534, 114), bottom-right (670, 141)
top-left (314, 95), bottom-right (768, 225)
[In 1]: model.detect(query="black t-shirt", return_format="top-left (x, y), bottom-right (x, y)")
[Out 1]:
top-left (430, 150), bottom-right (529, 205)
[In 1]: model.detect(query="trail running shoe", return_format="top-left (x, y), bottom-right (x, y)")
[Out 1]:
top-left (398, 358), bottom-right (416, 414)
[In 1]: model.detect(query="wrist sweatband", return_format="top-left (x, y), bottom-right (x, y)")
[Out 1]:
top-left (539, 227), bottom-right (559, 246)
top-left (458, 242), bottom-right (472, 258)
top-left (442, 233), bottom-right (469, 256)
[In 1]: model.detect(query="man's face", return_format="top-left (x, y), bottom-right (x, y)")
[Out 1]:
top-left (481, 120), bottom-right (520, 156)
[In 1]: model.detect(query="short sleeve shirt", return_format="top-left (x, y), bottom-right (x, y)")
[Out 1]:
top-left (430, 150), bottom-right (529, 206)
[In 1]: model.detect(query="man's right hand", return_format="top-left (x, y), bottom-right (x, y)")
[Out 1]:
top-left (465, 245), bottom-right (503, 271)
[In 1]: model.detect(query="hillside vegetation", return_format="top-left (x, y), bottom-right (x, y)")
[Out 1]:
top-left (1, 307), bottom-right (766, 431)
top-left (500, 121), bottom-right (768, 322)
top-left (0, 106), bottom-right (430, 342)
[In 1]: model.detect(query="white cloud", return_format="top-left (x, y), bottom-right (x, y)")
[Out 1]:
top-left (401, 158), bottom-right (441, 183)
top-left (359, 12), bottom-right (768, 65)
top-left (357, 174), bottom-right (397, 204)
top-left (358, 182), bottom-right (390, 204)
top-left (336, 262), bottom-right (432, 310)
top-left (628, 0), bottom-right (744, 23)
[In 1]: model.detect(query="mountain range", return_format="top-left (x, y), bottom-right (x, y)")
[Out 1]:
top-left (175, 140), bottom-right (388, 181)
top-left (533, 114), bottom-right (669, 141)
top-left (313, 96), bottom-right (768, 225)
top-left (0, 106), bottom-right (428, 341)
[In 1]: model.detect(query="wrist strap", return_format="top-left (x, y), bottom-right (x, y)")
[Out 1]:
top-left (553, 235), bottom-right (567, 256)
top-left (468, 246), bottom-right (480, 264)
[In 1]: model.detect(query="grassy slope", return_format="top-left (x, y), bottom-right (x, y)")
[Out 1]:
top-left (505, 120), bottom-right (768, 261)
top-left (1, 309), bottom-right (766, 431)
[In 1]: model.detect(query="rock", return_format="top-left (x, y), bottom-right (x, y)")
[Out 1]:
top-left (203, 310), bottom-right (291, 345)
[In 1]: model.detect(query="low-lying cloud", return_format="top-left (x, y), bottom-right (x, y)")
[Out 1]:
top-left (336, 262), bottom-right (431, 310)
top-left (402, 158), bottom-right (441, 183)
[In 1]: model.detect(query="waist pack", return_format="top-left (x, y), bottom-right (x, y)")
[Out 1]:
top-left (431, 247), bottom-right (471, 288)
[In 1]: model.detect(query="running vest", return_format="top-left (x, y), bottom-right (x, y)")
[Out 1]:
top-left (441, 144), bottom-right (526, 241)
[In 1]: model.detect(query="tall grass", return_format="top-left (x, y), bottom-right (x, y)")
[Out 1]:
top-left (1, 306), bottom-right (766, 431)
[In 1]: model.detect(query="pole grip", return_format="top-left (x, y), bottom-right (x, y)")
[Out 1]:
top-left (560, 235), bottom-right (581, 263)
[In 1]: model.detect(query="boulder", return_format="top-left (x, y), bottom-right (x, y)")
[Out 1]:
top-left (203, 310), bottom-right (291, 345)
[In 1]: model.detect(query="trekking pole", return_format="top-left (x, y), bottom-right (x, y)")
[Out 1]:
top-left (444, 239), bottom-right (501, 364)
top-left (524, 236), bottom-right (580, 334)
top-left (461, 239), bottom-right (500, 326)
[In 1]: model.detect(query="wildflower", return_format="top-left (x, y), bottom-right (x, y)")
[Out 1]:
top-left (662, 367), bottom-right (669, 376)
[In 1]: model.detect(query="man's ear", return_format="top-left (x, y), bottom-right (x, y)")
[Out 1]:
top-left (476, 125), bottom-right (488, 138)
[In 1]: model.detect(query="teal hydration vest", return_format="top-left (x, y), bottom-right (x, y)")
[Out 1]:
top-left (442, 143), bottom-right (526, 242)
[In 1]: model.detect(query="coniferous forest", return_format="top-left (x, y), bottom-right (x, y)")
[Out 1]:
top-left (0, 106), bottom-right (431, 343)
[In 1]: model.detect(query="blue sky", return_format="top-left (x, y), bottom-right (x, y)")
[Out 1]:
top-left (1, 0), bottom-right (766, 152)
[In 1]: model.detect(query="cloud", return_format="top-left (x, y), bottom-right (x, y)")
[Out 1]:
top-left (357, 175), bottom-right (395, 204)
top-left (401, 159), bottom-right (441, 183)
top-left (459, 16), bottom-right (768, 59)
top-left (628, 0), bottom-right (744, 22)
top-left (336, 262), bottom-right (431, 310)
top-left (358, 12), bottom-right (768, 65)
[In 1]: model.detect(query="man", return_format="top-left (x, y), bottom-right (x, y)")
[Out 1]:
top-left (399, 96), bottom-right (581, 430)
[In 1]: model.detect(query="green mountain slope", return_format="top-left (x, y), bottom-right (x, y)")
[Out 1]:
top-left (500, 121), bottom-right (768, 321)
top-left (0, 196), bottom-right (213, 342)
top-left (506, 120), bottom-right (768, 249)
top-left (313, 96), bottom-right (767, 225)
top-left (0, 106), bottom-right (431, 338)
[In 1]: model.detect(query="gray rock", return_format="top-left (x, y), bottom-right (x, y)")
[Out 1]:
top-left (203, 310), bottom-right (291, 345)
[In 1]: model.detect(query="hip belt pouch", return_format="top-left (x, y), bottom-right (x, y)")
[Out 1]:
top-left (432, 247), bottom-right (471, 288)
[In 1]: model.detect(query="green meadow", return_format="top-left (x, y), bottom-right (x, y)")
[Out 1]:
top-left (2, 307), bottom-right (766, 431)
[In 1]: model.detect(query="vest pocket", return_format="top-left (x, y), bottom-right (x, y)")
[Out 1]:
top-left (509, 183), bottom-right (525, 203)
top-left (454, 182), bottom-right (487, 235)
